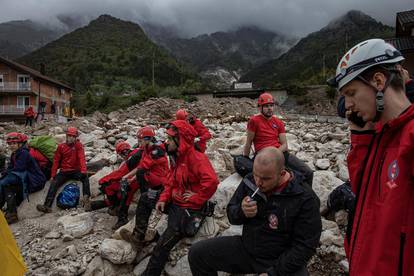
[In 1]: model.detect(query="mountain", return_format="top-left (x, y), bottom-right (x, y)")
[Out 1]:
top-left (0, 20), bottom-right (63, 59)
top-left (240, 10), bottom-right (395, 87)
top-left (18, 15), bottom-right (198, 93)
top-left (142, 24), bottom-right (296, 87)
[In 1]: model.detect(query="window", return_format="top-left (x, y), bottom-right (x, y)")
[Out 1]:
top-left (0, 75), bottom-right (3, 87)
top-left (17, 74), bottom-right (30, 90)
top-left (17, 96), bottom-right (30, 109)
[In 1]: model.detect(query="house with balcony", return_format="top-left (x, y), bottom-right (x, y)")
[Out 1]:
top-left (387, 9), bottom-right (414, 74)
top-left (0, 56), bottom-right (73, 121)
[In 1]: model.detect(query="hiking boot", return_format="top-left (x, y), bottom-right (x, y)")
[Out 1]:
top-left (107, 206), bottom-right (119, 216)
top-left (119, 228), bottom-right (143, 245)
top-left (36, 204), bottom-right (52, 213)
top-left (112, 217), bottom-right (129, 230)
top-left (88, 200), bottom-right (108, 211)
top-left (5, 212), bottom-right (18, 224)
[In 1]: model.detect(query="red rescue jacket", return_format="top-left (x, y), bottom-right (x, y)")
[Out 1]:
top-left (191, 118), bottom-right (212, 153)
top-left (138, 143), bottom-right (168, 188)
top-left (24, 107), bottom-right (36, 118)
top-left (159, 120), bottom-right (219, 209)
top-left (346, 104), bottom-right (414, 276)
top-left (51, 140), bottom-right (87, 178)
top-left (99, 149), bottom-right (140, 205)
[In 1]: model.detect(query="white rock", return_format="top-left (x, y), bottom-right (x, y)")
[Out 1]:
top-left (57, 213), bottom-right (94, 238)
top-left (45, 231), bottom-right (61, 239)
top-left (93, 139), bottom-right (108, 149)
top-left (100, 238), bottom-right (137, 264)
top-left (84, 255), bottom-right (104, 276)
top-left (89, 166), bottom-right (114, 198)
top-left (316, 159), bottom-right (330, 170)
top-left (312, 171), bottom-right (343, 212)
top-left (165, 255), bottom-right (192, 276)
top-left (112, 217), bottom-right (135, 240)
top-left (78, 133), bottom-right (97, 146)
top-left (220, 225), bottom-right (242, 236)
top-left (133, 256), bottom-right (150, 275)
top-left (337, 163), bottom-right (349, 181)
top-left (211, 173), bottom-right (243, 215)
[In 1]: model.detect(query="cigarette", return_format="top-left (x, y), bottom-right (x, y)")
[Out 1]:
top-left (185, 209), bottom-right (191, 216)
top-left (250, 187), bottom-right (259, 199)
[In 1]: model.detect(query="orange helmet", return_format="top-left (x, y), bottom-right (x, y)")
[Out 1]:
top-left (66, 126), bottom-right (79, 137)
top-left (137, 126), bottom-right (155, 139)
top-left (176, 109), bottom-right (188, 120)
top-left (6, 132), bottom-right (24, 144)
top-left (257, 92), bottom-right (274, 106)
top-left (115, 141), bottom-right (131, 154)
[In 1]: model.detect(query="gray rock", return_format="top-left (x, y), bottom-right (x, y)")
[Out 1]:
top-left (89, 166), bottom-right (114, 198)
top-left (133, 256), bottom-right (150, 276)
top-left (57, 213), bottom-right (94, 238)
top-left (316, 159), bottom-right (330, 170)
top-left (165, 255), bottom-right (192, 276)
top-left (100, 238), bottom-right (137, 264)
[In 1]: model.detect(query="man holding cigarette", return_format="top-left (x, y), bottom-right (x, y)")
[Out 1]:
top-left (189, 147), bottom-right (321, 276)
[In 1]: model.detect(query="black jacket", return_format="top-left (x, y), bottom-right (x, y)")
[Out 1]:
top-left (227, 172), bottom-right (322, 276)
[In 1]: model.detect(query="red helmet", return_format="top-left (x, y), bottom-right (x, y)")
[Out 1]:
top-left (66, 126), bottom-right (79, 137)
top-left (257, 92), bottom-right (274, 106)
top-left (6, 132), bottom-right (24, 144)
top-left (137, 126), bottom-right (155, 139)
top-left (176, 109), bottom-right (188, 120)
top-left (20, 134), bottom-right (29, 143)
top-left (115, 141), bottom-right (131, 154)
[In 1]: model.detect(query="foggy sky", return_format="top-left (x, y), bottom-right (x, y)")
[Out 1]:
top-left (0, 0), bottom-right (412, 37)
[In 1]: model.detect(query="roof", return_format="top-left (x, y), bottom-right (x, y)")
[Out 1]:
top-left (387, 37), bottom-right (414, 53)
top-left (0, 56), bottom-right (74, 91)
top-left (397, 10), bottom-right (414, 25)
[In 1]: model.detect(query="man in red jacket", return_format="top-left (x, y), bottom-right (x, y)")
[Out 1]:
top-left (24, 106), bottom-right (36, 127)
top-left (243, 92), bottom-right (313, 187)
top-left (88, 141), bottom-right (143, 229)
top-left (176, 109), bottom-right (212, 152)
top-left (327, 39), bottom-right (414, 276)
top-left (121, 120), bottom-right (219, 276)
top-left (120, 126), bottom-right (169, 242)
top-left (36, 127), bottom-right (91, 213)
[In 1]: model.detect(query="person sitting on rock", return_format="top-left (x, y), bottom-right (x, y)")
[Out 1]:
top-left (88, 140), bottom-right (143, 230)
top-left (189, 147), bottom-right (321, 276)
top-left (36, 127), bottom-right (91, 213)
top-left (0, 132), bottom-right (46, 224)
top-left (24, 106), bottom-right (36, 127)
top-left (19, 134), bottom-right (53, 180)
top-left (121, 120), bottom-right (219, 276)
top-left (119, 126), bottom-right (169, 241)
top-left (176, 109), bottom-right (212, 153)
top-left (243, 92), bottom-right (314, 187)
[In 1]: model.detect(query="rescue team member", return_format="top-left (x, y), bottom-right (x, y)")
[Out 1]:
top-left (188, 147), bottom-right (321, 276)
top-left (0, 133), bottom-right (46, 224)
top-left (36, 127), bottom-right (91, 213)
top-left (176, 109), bottom-right (212, 153)
top-left (20, 134), bottom-right (52, 180)
top-left (24, 106), bottom-right (35, 127)
top-left (118, 126), bottom-right (168, 237)
top-left (121, 120), bottom-right (219, 276)
top-left (327, 38), bottom-right (414, 275)
top-left (243, 92), bottom-right (314, 186)
top-left (87, 141), bottom-right (142, 230)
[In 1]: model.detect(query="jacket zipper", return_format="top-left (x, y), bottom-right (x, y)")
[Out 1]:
top-left (377, 152), bottom-right (386, 200)
top-left (398, 232), bottom-right (406, 276)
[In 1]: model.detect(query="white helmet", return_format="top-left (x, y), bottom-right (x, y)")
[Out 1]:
top-left (328, 39), bottom-right (404, 90)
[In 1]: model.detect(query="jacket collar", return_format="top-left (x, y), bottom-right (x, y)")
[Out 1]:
top-left (375, 103), bottom-right (414, 133)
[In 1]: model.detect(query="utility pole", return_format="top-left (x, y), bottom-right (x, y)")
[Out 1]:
top-left (322, 54), bottom-right (326, 81)
top-left (152, 48), bottom-right (155, 89)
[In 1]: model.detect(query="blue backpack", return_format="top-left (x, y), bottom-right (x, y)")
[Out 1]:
top-left (56, 183), bottom-right (80, 209)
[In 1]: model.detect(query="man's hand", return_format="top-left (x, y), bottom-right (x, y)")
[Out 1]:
top-left (156, 201), bottom-right (166, 212)
top-left (346, 110), bottom-right (374, 131)
top-left (183, 190), bottom-right (196, 201)
top-left (241, 196), bottom-right (257, 218)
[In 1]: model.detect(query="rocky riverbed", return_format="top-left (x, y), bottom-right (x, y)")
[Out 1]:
top-left (1, 97), bottom-right (349, 275)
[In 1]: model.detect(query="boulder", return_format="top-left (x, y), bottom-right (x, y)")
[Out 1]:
top-left (100, 238), bottom-right (137, 264)
top-left (133, 256), bottom-right (150, 276)
top-left (316, 159), bottom-right (330, 170)
top-left (57, 213), bottom-right (94, 238)
top-left (165, 255), bottom-right (192, 276)
top-left (211, 173), bottom-right (243, 216)
top-left (312, 171), bottom-right (343, 212)
top-left (89, 166), bottom-right (114, 198)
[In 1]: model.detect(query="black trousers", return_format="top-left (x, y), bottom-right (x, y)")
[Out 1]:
top-left (143, 204), bottom-right (203, 276)
top-left (285, 152), bottom-right (314, 187)
top-left (44, 171), bottom-right (90, 207)
top-left (134, 189), bottom-right (161, 239)
top-left (188, 236), bottom-right (309, 276)
top-left (25, 117), bottom-right (33, 126)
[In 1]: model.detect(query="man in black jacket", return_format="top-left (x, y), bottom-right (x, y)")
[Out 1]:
top-left (189, 147), bottom-right (321, 276)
